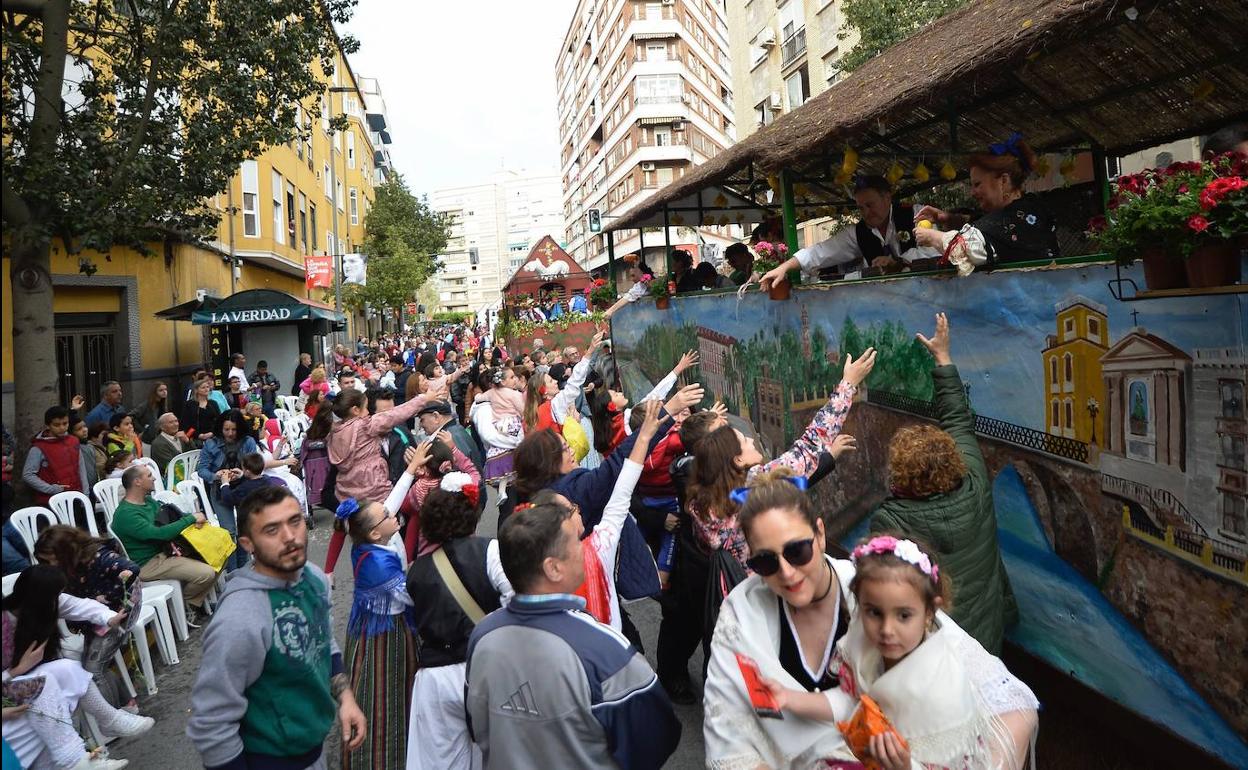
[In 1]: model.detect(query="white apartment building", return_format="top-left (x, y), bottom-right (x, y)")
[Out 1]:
top-left (431, 170), bottom-right (563, 314)
top-left (358, 76), bottom-right (395, 185)
top-left (557, 0), bottom-right (739, 271)
top-left (726, 0), bottom-right (856, 139)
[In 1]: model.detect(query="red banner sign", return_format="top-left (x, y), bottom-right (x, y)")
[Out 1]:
top-left (305, 255), bottom-right (334, 289)
top-left (406, 302), bottom-right (418, 316)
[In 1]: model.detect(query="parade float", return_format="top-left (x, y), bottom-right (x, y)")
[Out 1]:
top-left (604, 0), bottom-right (1248, 763)
top-left (497, 235), bottom-right (605, 356)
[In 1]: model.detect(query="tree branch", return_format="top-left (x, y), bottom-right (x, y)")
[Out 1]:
top-left (1, 174), bottom-right (34, 229)
top-left (110, 0), bottom-right (179, 197)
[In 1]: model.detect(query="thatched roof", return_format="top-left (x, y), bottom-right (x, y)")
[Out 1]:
top-left (607, 0), bottom-right (1248, 232)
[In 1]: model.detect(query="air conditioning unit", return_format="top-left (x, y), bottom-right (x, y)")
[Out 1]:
top-left (768, 92), bottom-right (783, 110)
top-left (757, 28), bottom-right (777, 47)
top-left (641, 162), bottom-right (657, 171)
top-left (672, 120), bottom-right (685, 131)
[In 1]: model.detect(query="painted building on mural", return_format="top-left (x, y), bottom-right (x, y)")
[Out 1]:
top-left (1041, 296), bottom-right (1108, 444)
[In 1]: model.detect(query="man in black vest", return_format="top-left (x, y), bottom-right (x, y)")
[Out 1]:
top-left (759, 175), bottom-right (936, 289)
top-left (366, 386), bottom-right (417, 485)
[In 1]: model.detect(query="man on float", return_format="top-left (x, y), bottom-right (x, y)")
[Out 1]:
top-left (757, 175), bottom-right (939, 289)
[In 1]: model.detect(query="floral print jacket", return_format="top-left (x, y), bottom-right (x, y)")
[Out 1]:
top-left (690, 380), bottom-right (858, 568)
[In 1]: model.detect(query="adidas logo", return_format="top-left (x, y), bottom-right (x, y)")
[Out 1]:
top-left (500, 682), bottom-right (541, 717)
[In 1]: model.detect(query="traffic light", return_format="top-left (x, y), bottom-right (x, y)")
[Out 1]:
top-left (587, 208), bottom-right (602, 233)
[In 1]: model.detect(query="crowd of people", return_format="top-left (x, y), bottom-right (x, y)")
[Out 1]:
top-left (1, 303), bottom-right (1044, 770)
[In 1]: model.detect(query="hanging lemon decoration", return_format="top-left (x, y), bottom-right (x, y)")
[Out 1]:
top-left (835, 169), bottom-right (852, 187)
top-left (766, 175), bottom-right (780, 193)
top-left (885, 161), bottom-right (905, 186)
top-left (1059, 154), bottom-right (1076, 179)
top-left (712, 192), bottom-right (728, 208)
top-left (1034, 155), bottom-right (1051, 176)
top-left (841, 146), bottom-right (859, 176)
top-left (913, 162), bottom-right (930, 183)
top-left (940, 160), bottom-right (958, 181)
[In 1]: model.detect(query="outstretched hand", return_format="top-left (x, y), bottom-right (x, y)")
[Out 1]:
top-left (829, 434), bottom-right (857, 460)
top-left (842, 347), bottom-right (877, 388)
top-left (674, 350), bottom-right (699, 375)
top-left (916, 312), bottom-right (952, 366)
top-left (665, 383), bottom-right (705, 415)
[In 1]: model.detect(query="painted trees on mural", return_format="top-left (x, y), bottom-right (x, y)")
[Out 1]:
top-left (633, 322), bottom-right (699, 383)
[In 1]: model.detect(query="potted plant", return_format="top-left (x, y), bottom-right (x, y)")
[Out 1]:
top-left (753, 240), bottom-right (792, 299)
top-left (586, 278), bottom-right (615, 310)
top-left (642, 273), bottom-right (675, 309)
top-left (1090, 154), bottom-right (1247, 290)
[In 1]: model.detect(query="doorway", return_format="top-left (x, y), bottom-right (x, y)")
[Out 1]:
top-left (55, 313), bottom-right (118, 408)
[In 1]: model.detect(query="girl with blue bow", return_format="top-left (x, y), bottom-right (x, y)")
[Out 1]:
top-left (335, 490), bottom-right (418, 769)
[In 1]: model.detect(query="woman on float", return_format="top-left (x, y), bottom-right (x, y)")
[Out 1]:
top-left (914, 134), bottom-right (1059, 274)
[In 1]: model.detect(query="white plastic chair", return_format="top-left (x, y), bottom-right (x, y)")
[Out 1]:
top-left (175, 478), bottom-right (219, 526)
top-left (273, 407), bottom-right (291, 426)
top-left (129, 602), bottom-right (163, 695)
top-left (92, 479), bottom-right (124, 522)
top-left (139, 583), bottom-right (180, 665)
top-left (278, 395), bottom-right (301, 413)
top-left (134, 457), bottom-right (165, 492)
top-left (48, 490), bottom-right (93, 529)
top-left (165, 450), bottom-right (200, 489)
top-left (10, 507), bottom-right (57, 556)
top-left (2, 573), bottom-right (18, 596)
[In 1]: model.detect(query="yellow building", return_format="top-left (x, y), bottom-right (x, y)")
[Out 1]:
top-left (1041, 296), bottom-right (1109, 444)
top-left (2, 46), bottom-right (380, 415)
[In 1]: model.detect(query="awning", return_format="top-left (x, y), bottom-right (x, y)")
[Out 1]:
top-left (162, 289), bottom-right (345, 326)
top-left (154, 297), bottom-right (218, 321)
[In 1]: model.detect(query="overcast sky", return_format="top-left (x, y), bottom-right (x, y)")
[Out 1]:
top-left (344, 0), bottom-right (578, 198)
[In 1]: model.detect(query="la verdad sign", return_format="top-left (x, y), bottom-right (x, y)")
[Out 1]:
top-left (198, 306), bottom-right (303, 324)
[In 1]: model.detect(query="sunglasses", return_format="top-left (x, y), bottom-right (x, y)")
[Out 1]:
top-left (745, 538), bottom-right (816, 577)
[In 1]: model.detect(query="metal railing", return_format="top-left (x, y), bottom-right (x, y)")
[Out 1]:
top-left (781, 27), bottom-right (807, 68)
top-left (867, 389), bottom-right (1089, 463)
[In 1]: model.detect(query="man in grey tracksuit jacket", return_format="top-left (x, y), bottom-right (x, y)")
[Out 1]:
top-left (466, 491), bottom-right (681, 769)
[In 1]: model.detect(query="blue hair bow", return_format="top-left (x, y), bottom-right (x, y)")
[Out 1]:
top-left (729, 475), bottom-right (809, 507)
top-left (335, 498), bottom-right (360, 521)
top-left (988, 132), bottom-right (1030, 172)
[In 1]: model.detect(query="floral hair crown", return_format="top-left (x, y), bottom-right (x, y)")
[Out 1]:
top-left (851, 535), bottom-right (940, 584)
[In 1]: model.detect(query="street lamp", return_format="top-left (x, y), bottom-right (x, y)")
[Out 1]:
top-left (1086, 397), bottom-right (1100, 444)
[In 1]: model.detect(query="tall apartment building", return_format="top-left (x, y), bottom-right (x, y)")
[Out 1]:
top-left (1, 44), bottom-right (380, 415)
top-left (431, 170), bottom-right (563, 315)
top-left (556, 0), bottom-right (739, 271)
top-left (358, 76), bottom-right (396, 185)
top-left (725, 0), bottom-right (856, 140)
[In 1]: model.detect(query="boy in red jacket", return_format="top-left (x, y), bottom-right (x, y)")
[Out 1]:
top-left (23, 405), bottom-right (92, 504)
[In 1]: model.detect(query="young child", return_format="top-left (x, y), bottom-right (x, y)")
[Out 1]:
top-left (763, 535), bottom-right (1039, 770)
top-left (484, 365), bottom-right (526, 422)
top-left (217, 452), bottom-right (283, 508)
top-left (104, 449), bottom-right (134, 480)
top-left (398, 432), bottom-right (481, 562)
top-left (334, 485), bottom-right (418, 770)
top-left (23, 405), bottom-right (91, 505)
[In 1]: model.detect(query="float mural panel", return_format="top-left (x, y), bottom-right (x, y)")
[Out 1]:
top-left (612, 261), bottom-right (1248, 760)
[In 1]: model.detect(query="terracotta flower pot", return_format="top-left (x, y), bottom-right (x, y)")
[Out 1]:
top-left (1185, 239), bottom-right (1241, 288)
top-left (1139, 246), bottom-right (1187, 291)
top-left (768, 282), bottom-right (792, 301)
top-left (655, 296), bottom-right (670, 310)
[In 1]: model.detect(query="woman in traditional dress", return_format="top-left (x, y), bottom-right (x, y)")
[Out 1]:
top-left (914, 133), bottom-right (1060, 274)
top-left (468, 365), bottom-right (525, 485)
top-left (702, 469), bottom-right (858, 769)
top-left (404, 480), bottom-right (511, 770)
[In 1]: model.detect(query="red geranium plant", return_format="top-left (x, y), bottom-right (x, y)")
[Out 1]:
top-left (1090, 153), bottom-right (1248, 261)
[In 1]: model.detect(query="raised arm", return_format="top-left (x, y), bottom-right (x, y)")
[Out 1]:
top-left (551, 330), bottom-right (603, 423)
top-left (754, 349), bottom-right (875, 480)
top-left (916, 313), bottom-right (987, 479)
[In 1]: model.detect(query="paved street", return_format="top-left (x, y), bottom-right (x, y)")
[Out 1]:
top-left (107, 486), bottom-right (707, 769)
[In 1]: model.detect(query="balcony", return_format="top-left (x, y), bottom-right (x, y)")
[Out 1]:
top-left (635, 93), bottom-right (684, 106)
top-left (781, 27), bottom-right (807, 69)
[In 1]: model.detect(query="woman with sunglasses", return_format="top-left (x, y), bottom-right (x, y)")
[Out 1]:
top-left (703, 468), bottom-right (858, 769)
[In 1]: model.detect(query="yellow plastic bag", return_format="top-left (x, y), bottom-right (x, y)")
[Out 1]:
top-left (562, 415), bottom-right (590, 462)
top-left (180, 524), bottom-right (236, 573)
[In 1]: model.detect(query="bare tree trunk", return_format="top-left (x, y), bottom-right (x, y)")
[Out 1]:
top-left (7, 0), bottom-right (69, 464)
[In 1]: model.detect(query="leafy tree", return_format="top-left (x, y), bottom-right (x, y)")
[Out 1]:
top-left (839, 0), bottom-right (968, 72)
top-left (355, 175), bottom-right (450, 323)
top-left (2, 0), bottom-right (356, 454)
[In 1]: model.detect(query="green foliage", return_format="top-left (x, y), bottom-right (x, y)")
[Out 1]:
top-left (432, 311), bottom-right (474, 324)
top-left (839, 0), bottom-right (968, 72)
top-left (357, 175), bottom-right (451, 312)
top-left (496, 312), bottom-right (605, 343)
top-left (2, 0), bottom-right (358, 253)
top-left (633, 323), bottom-right (699, 384)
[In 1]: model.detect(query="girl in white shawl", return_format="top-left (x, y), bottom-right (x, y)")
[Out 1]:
top-left (757, 535), bottom-right (1039, 770)
top-left (703, 469), bottom-right (860, 770)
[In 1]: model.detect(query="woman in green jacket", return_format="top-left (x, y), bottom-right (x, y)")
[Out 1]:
top-left (870, 313), bottom-right (1018, 654)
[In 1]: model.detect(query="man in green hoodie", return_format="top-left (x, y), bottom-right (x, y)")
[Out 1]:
top-left (187, 485), bottom-right (365, 769)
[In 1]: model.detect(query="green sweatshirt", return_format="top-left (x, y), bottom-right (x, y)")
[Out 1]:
top-left (111, 496), bottom-right (195, 567)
